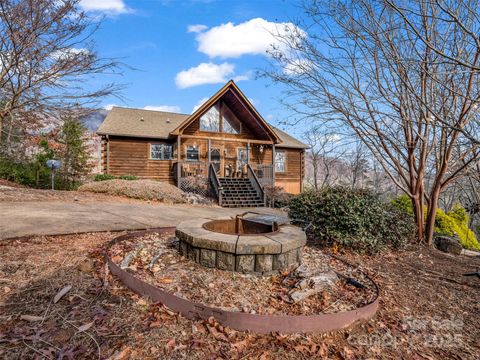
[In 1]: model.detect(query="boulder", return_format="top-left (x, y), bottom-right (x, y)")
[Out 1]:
top-left (434, 235), bottom-right (463, 255)
top-left (289, 270), bottom-right (339, 303)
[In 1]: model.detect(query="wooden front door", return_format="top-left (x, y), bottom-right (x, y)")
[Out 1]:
top-left (210, 148), bottom-right (221, 175)
top-left (237, 148), bottom-right (248, 176)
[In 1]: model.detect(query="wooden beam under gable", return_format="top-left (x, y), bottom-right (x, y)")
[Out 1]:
top-left (170, 80), bottom-right (280, 143)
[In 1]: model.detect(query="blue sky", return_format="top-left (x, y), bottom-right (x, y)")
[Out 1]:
top-left (80, 0), bottom-right (304, 134)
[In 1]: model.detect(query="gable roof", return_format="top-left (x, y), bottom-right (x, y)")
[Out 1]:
top-left (97, 107), bottom-right (308, 148)
top-left (172, 80), bottom-right (281, 142)
top-left (97, 107), bottom-right (188, 139)
top-left (271, 126), bottom-right (309, 149)
top-left (96, 81), bottom-right (308, 149)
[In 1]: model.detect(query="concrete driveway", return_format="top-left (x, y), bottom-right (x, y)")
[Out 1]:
top-left (0, 201), bottom-right (283, 240)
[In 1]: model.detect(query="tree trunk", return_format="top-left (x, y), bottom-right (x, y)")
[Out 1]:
top-left (425, 187), bottom-right (441, 245)
top-left (412, 194), bottom-right (425, 242)
top-left (312, 159), bottom-right (318, 190)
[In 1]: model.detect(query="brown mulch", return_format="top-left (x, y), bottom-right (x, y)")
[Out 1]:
top-left (107, 231), bottom-right (377, 316)
top-left (0, 232), bottom-right (479, 359)
top-left (0, 179), bottom-right (26, 189)
top-left (78, 179), bottom-right (188, 204)
top-left (0, 181), bottom-right (180, 204)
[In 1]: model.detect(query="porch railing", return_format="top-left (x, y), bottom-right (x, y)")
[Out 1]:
top-left (247, 164), bottom-right (266, 206)
top-left (175, 161), bottom-right (210, 197)
top-left (251, 164), bottom-right (274, 187)
top-left (208, 163), bottom-right (223, 206)
top-left (174, 161), bottom-right (274, 198)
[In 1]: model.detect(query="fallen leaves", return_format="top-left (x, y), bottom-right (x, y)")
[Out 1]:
top-left (158, 277), bottom-right (174, 284)
top-left (2, 229), bottom-right (480, 359)
top-left (77, 321), bottom-right (94, 333)
top-left (20, 315), bottom-right (43, 322)
top-left (53, 285), bottom-right (72, 303)
top-left (108, 346), bottom-right (131, 360)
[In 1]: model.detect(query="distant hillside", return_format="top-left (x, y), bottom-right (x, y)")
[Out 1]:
top-left (81, 109), bottom-right (108, 132)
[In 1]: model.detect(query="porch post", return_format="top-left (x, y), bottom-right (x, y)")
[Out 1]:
top-left (272, 143), bottom-right (276, 185)
top-left (246, 141), bottom-right (250, 165)
top-left (177, 136), bottom-right (181, 186)
top-left (208, 139), bottom-right (211, 163)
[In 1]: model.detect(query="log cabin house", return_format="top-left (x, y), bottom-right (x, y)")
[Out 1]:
top-left (97, 81), bottom-right (308, 207)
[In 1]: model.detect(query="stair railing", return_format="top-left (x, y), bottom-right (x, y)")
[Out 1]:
top-left (247, 164), bottom-right (266, 206)
top-left (208, 163), bottom-right (223, 206)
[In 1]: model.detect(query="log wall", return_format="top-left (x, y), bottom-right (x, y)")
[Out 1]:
top-left (102, 136), bottom-right (305, 194)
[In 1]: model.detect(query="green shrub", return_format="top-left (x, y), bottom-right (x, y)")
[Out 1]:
top-left (94, 174), bottom-right (116, 181)
top-left (435, 205), bottom-right (480, 250)
top-left (0, 157), bottom-right (36, 186)
top-left (118, 174), bottom-right (138, 180)
top-left (289, 187), bottom-right (415, 253)
top-left (391, 194), bottom-right (415, 216)
top-left (0, 138), bottom-right (55, 188)
top-left (391, 196), bottom-right (480, 250)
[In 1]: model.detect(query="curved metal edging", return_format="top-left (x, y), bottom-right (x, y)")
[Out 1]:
top-left (105, 228), bottom-right (380, 334)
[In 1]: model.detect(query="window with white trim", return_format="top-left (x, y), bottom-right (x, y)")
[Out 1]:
top-left (275, 151), bottom-right (286, 172)
top-left (186, 145), bottom-right (200, 161)
top-left (150, 143), bottom-right (173, 160)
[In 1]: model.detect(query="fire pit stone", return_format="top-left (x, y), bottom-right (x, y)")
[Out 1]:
top-left (175, 217), bottom-right (306, 274)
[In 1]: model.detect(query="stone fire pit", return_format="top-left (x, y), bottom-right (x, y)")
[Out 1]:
top-left (175, 216), bottom-right (306, 274)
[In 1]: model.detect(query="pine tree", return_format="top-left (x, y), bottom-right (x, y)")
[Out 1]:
top-left (58, 118), bottom-right (91, 189)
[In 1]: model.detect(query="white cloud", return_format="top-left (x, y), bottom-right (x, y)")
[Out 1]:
top-left (80, 0), bottom-right (131, 14)
top-left (188, 24), bottom-right (208, 33)
top-left (233, 73), bottom-right (251, 82)
top-left (283, 58), bottom-right (313, 75)
top-left (143, 105), bottom-right (182, 113)
top-left (175, 62), bottom-right (236, 89)
top-left (194, 18), bottom-right (304, 58)
top-left (192, 97), bottom-right (210, 112)
top-left (103, 104), bottom-right (118, 110)
top-left (265, 114), bottom-right (274, 121)
top-left (51, 47), bottom-right (89, 60)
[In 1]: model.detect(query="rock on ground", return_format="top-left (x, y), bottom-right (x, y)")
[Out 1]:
top-left (289, 270), bottom-right (339, 303)
top-left (434, 235), bottom-right (463, 255)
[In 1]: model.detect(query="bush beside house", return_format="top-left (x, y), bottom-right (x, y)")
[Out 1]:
top-left (288, 187), bottom-right (416, 253)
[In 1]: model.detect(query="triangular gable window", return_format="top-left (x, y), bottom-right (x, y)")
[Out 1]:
top-left (199, 104), bottom-right (220, 132)
top-left (222, 105), bottom-right (241, 134)
top-left (199, 102), bottom-right (241, 134)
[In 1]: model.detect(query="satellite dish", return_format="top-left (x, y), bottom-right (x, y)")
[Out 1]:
top-left (46, 159), bottom-right (62, 170)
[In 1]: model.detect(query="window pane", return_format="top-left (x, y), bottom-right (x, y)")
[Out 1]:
top-left (275, 151), bottom-right (285, 172)
top-left (186, 146), bottom-right (200, 161)
top-left (163, 145), bottom-right (173, 159)
top-left (200, 104), bottom-right (220, 132)
top-left (222, 106), bottom-right (240, 134)
top-left (151, 144), bottom-right (161, 159)
top-left (150, 144), bottom-right (173, 160)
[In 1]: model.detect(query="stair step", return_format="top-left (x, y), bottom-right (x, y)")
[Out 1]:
top-left (215, 177), bottom-right (265, 207)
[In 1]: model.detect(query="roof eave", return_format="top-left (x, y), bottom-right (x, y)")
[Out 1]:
top-left (171, 80), bottom-right (281, 143)
top-left (96, 131), bottom-right (174, 140)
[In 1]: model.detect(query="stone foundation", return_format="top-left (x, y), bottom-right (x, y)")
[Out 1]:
top-left (176, 218), bottom-right (306, 275)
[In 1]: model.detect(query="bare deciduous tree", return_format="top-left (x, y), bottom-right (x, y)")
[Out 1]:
top-left (0, 0), bottom-right (121, 151)
top-left (347, 142), bottom-right (369, 189)
top-left (264, 0), bottom-right (480, 243)
top-left (304, 127), bottom-right (344, 189)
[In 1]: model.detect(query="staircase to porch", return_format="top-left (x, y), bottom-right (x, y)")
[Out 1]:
top-left (208, 164), bottom-right (267, 208)
top-left (218, 177), bottom-right (265, 208)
